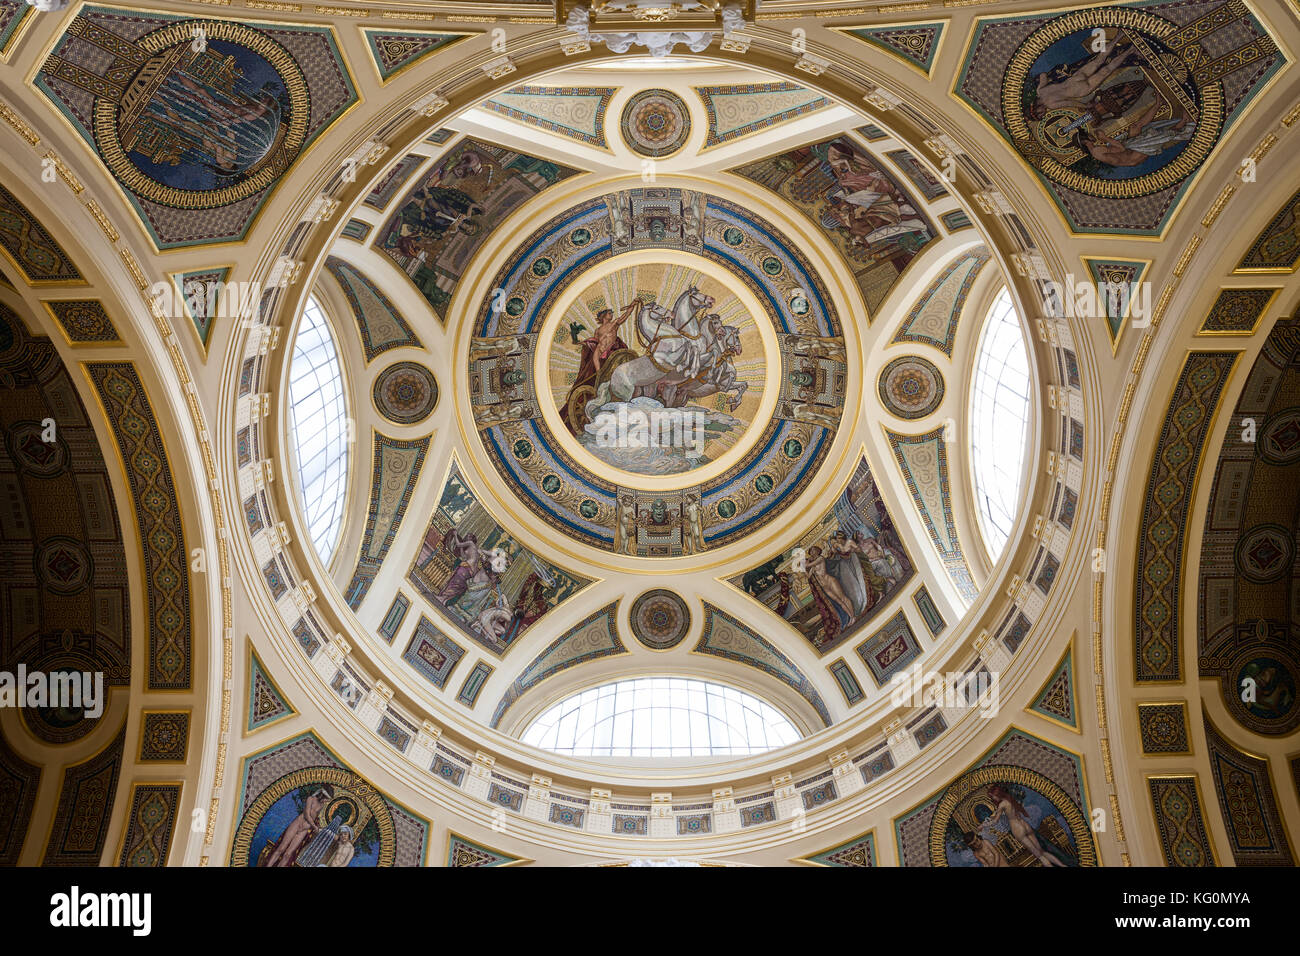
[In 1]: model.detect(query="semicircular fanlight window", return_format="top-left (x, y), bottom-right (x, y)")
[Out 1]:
top-left (520, 677), bottom-right (801, 757)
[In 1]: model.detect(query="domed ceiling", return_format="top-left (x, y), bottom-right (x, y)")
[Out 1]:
top-left (278, 59), bottom-right (1023, 762)
top-left (2, 0), bottom-right (1296, 873)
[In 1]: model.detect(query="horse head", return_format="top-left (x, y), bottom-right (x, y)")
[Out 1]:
top-left (720, 325), bottom-right (743, 357)
top-left (689, 287), bottom-right (714, 312)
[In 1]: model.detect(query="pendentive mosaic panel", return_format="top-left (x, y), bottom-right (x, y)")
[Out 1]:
top-left (887, 426), bottom-right (978, 601)
top-left (733, 135), bottom-right (936, 316)
top-left (491, 603), bottom-right (625, 727)
top-left (695, 81), bottom-right (829, 149)
top-left (377, 140), bottom-right (578, 324)
top-left (1082, 257), bottom-right (1149, 349)
top-left (729, 456), bottom-right (913, 656)
top-left (483, 86), bottom-right (616, 148)
top-left (1198, 319), bottom-right (1300, 733)
top-left (232, 732), bottom-right (429, 867)
top-left (324, 256), bottom-right (423, 361)
top-left (364, 154), bottom-right (424, 211)
top-left (44, 299), bottom-right (120, 344)
top-left (891, 249), bottom-right (989, 356)
top-left (344, 432), bottom-right (429, 609)
top-left (954, 1), bottom-right (1284, 236)
top-left (402, 615), bottom-right (466, 691)
top-left (1237, 186), bottom-right (1300, 272)
top-left (1198, 288), bottom-right (1276, 334)
top-left (43, 724), bottom-right (126, 866)
top-left (696, 604), bottom-right (832, 727)
top-left (35, 6), bottom-right (358, 248)
top-left (361, 28), bottom-right (466, 83)
top-left (408, 460), bottom-right (592, 657)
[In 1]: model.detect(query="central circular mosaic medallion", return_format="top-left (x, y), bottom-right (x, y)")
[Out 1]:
top-left (467, 187), bottom-right (851, 559)
top-left (545, 260), bottom-right (767, 477)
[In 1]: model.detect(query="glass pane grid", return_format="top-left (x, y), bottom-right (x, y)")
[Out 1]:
top-left (288, 297), bottom-right (349, 564)
top-left (970, 287), bottom-right (1030, 562)
top-left (520, 678), bottom-right (801, 757)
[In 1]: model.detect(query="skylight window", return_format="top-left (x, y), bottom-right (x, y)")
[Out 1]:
top-left (520, 677), bottom-right (801, 757)
top-left (288, 296), bottom-right (350, 565)
top-left (969, 286), bottom-right (1031, 562)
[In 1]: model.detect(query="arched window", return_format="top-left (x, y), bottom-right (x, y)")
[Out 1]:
top-left (970, 286), bottom-right (1031, 561)
top-left (288, 296), bottom-right (350, 565)
top-left (520, 677), bottom-right (801, 757)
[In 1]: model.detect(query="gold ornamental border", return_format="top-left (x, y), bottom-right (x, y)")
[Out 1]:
top-left (229, 765), bottom-right (396, 867)
top-left (927, 764), bottom-right (1098, 867)
top-left (92, 20), bottom-right (310, 211)
top-left (1001, 7), bottom-right (1222, 201)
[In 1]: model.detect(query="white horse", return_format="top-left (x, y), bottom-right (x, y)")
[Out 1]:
top-left (586, 287), bottom-right (715, 415)
top-left (669, 324), bottom-right (747, 411)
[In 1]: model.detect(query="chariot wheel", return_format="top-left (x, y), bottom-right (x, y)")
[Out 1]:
top-left (567, 384), bottom-right (596, 432)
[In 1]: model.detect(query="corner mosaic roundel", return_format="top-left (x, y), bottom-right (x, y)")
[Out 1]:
top-left (621, 89), bottom-right (691, 157)
top-left (878, 355), bottom-right (944, 420)
top-left (373, 361), bottom-right (438, 425)
top-left (629, 589), bottom-right (691, 650)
